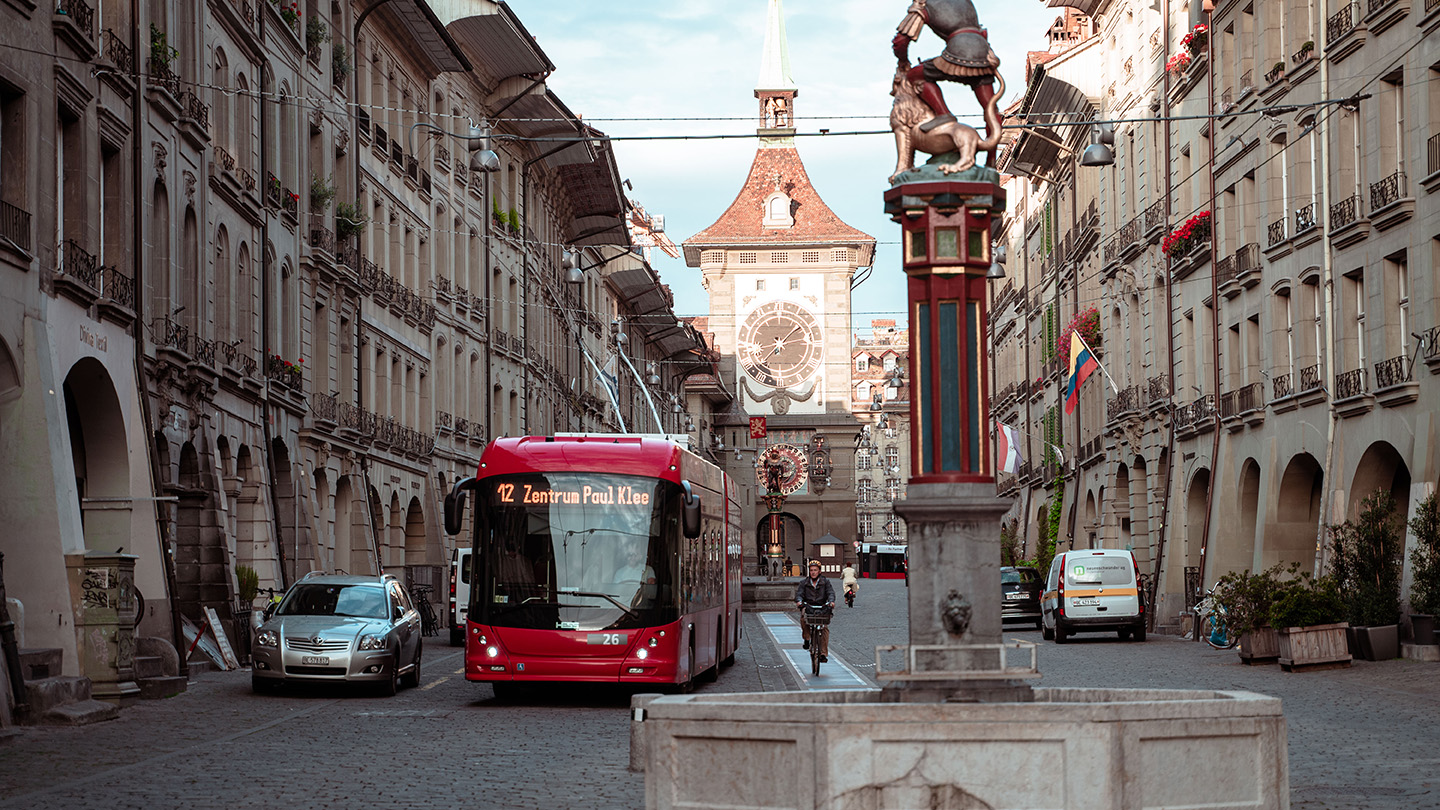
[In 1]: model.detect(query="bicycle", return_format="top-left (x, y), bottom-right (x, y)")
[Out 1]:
top-left (801, 603), bottom-right (832, 676)
top-left (843, 584), bottom-right (856, 608)
top-left (1192, 585), bottom-right (1237, 649)
top-left (410, 585), bottom-right (439, 637)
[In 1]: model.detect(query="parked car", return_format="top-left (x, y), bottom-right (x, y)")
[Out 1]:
top-left (1041, 549), bottom-right (1146, 643)
top-left (251, 572), bottom-right (423, 695)
top-left (1001, 566), bottom-right (1043, 630)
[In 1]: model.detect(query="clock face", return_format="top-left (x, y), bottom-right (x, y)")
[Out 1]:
top-left (738, 300), bottom-right (823, 389)
top-left (755, 444), bottom-right (809, 495)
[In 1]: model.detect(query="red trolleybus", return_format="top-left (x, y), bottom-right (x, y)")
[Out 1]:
top-left (442, 435), bottom-right (742, 693)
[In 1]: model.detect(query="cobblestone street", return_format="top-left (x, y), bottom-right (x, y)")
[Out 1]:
top-left (2, 579), bottom-right (1437, 809)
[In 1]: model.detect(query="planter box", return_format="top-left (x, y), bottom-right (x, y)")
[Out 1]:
top-left (1277, 622), bottom-right (1351, 672)
top-left (1410, 614), bottom-right (1435, 645)
top-left (1238, 627), bottom-right (1280, 664)
top-left (1354, 624), bottom-right (1399, 661)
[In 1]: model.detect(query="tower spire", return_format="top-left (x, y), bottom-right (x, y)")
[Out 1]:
top-left (755, 0), bottom-right (798, 139)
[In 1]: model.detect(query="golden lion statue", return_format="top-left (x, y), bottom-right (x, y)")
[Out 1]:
top-left (889, 64), bottom-right (1005, 185)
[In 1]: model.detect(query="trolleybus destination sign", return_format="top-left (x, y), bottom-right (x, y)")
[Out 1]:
top-left (491, 481), bottom-right (653, 507)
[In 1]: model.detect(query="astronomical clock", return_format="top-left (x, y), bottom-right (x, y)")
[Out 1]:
top-left (736, 276), bottom-right (826, 415)
top-left (754, 443), bottom-right (809, 495)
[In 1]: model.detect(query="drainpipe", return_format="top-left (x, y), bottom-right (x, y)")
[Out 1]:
top-left (1151, 0), bottom-right (1180, 630)
top-left (1197, 5), bottom-right (1222, 597)
top-left (129, 0), bottom-right (187, 672)
top-left (1315, 0), bottom-right (1339, 577)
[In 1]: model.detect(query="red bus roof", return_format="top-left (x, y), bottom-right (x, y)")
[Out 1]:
top-left (476, 435), bottom-right (686, 480)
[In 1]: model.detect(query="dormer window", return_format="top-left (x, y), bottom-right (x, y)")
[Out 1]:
top-left (762, 191), bottom-right (794, 229)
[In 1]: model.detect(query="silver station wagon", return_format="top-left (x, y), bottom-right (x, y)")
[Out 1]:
top-left (251, 572), bottom-right (423, 695)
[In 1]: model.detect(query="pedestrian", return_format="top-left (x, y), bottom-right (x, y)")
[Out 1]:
top-left (784, 556), bottom-right (793, 577)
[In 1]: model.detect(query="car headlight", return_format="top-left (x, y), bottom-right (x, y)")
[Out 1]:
top-left (256, 630), bottom-right (278, 647)
top-left (358, 634), bottom-right (386, 651)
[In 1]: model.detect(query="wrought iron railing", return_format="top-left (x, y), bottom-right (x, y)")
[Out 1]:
top-left (1327, 3), bottom-right (1360, 43)
top-left (1240, 69), bottom-right (1253, 91)
top-left (1428, 0), bottom-right (1440, 13)
top-left (1147, 374), bottom-right (1170, 403)
top-left (1104, 235), bottom-right (1122, 265)
top-left (1335, 367), bottom-right (1367, 399)
top-left (151, 316), bottom-right (188, 351)
top-left (179, 90), bottom-right (210, 130)
top-left (267, 356), bottom-right (303, 390)
top-left (1237, 381), bottom-right (1263, 413)
top-left (189, 335), bottom-right (216, 366)
top-left (103, 28), bottom-right (133, 72)
top-left (1267, 218), bottom-right (1287, 247)
top-left (147, 57), bottom-right (180, 97)
top-left (1144, 200), bottom-right (1166, 234)
top-left (1220, 389), bottom-right (1240, 418)
top-left (1330, 193), bottom-right (1360, 230)
top-left (1264, 63), bottom-right (1285, 85)
top-left (1215, 254), bottom-right (1237, 285)
top-left (1430, 133), bottom-right (1440, 177)
top-left (1119, 216), bottom-right (1139, 249)
top-left (309, 222), bottom-right (335, 254)
top-left (1235, 242), bottom-right (1260, 275)
top-left (1369, 170), bottom-right (1406, 211)
top-left (58, 239), bottom-right (100, 291)
top-left (56, 0), bottom-right (94, 38)
top-left (1295, 202), bottom-right (1317, 234)
top-left (1292, 45), bottom-right (1315, 65)
top-left (0, 200), bottom-right (30, 253)
top-left (312, 392), bottom-right (338, 422)
top-left (264, 172), bottom-right (282, 209)
top-left (1106, 385), bottom-right (1140, 421)
top-left (1367, 0), bottom-right (1391, 14)
top-left (1272, 372), bottom-right (1293, 400)
top-left (1424, 326), bottom-right (1440, 362)
top-left (435, 144), bottom-right (450, 170)
top-left (214, 144), bottom-right (236, 173)
top-left (1300, 363), bottom-right (1324, 392)
top-left (1374, 355), bottom-right (1412, 388)
top-left (101, 265), bottom-right (134, 309)
top-left (281, 187), bottom-right (298, 218)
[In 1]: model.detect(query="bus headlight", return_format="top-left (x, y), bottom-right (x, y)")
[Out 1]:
top-left (635, 648), bottom-right (648, 660)
top-left (648, 637), bottom-right (658, 648)
top-left (486, 645), bottom-right (499, 658)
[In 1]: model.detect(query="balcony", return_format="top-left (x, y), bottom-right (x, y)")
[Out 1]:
top-left (1175, 394), bottom-right (1217, 437)
top-left (311, 392), bottom-right (338, 425)
top-left (1263, 63), bottom-right (1286, 86)
top-left (1368, 170), bottom-right (1413, 230)
top-left (102, 28), bottom-right (133, 74)
top-left (1147, 374), bottom-right (1170, 406)
top-left (1079, 435), bottom-right (1104, 466)
top-left (54, 239), bottom-right (100, 305)
top-left (0, 200), bottom-right (31, 256)
top-left (1364, 0), bottom-right (1411, 34)
top-left (1143, 200), bottom-right (1166, 240)
top-left (1329, 193), bottom-right (1369, 247)
top-left (1326, 4), bottom-right (1365, 62)
top-left (97, 265), bottom-right (136, 327)
top-left (1267, 218), bottom-right (1287, 248)
top-left (1373, 353), bottom-right (1418, 406)
top-left (54, 0), bottom-right (96, 56)
top-left (435, 144), bottom-right (450, 173)
top-left (309, 219), bottom-right (336, 257)
top-left (1423, 325), bottom-right (1440, 373)
top-left (1215, 254), bottom-right (1238, 290)
top-left (266, 355), bottom-right (304, 391)
top-left (1106, 385), bottom-right (1141, 422)
top-left (1334, 367), bottom-right (1368, 401)
top-left (178, 90), bottom-right (210, 146)
top-left (1272, 372), bottom-right (1293, 401)
top-left (147, 57), bottom-right (181, 99)
top-left (1294, 202), bottom-right (1318, 237)
top-left (1119, 216), bottom-right (1141, 260)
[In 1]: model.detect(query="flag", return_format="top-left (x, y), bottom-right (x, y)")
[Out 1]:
top-left (1064, 331), bottom-right (1101, 415)
top-left (749, 416), bottom-right (767, 439)
top-left (996, 422), bottom-right (1023, 474)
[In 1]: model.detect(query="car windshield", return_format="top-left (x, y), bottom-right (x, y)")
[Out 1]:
top-left (277, 584), bottom-right (388, 618)
top-left (474, 472), bottom-right (680, 631)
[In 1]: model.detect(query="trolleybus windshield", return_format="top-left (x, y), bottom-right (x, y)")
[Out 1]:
top-left (474, 472), bottom-right (680, 631)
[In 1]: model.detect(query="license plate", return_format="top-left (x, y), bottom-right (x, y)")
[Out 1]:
top-left (1005, 592), bottom-right (1026, 600)
top-left (1070, 598), bottom-right (1099, 606)
top-left (586, 633), bottom-right (628, 645)
top-left (301, 655), bottom-right (330, 665)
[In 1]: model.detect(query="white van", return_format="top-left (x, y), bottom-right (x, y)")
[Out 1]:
top-left (449, 547), bottom-right (472, 646)
top-left (1041, 548), bottom-right (1146, 643)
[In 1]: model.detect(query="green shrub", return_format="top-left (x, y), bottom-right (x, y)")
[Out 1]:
top-left (1213, 563), bottom-right (1296, 636)
top-left (235, 565), bottom-right (260, 605)
top-left (1268, 575), bottom-right (1346, 628)
top-left (1000, 521), bottom-right (1020, 567)
top-left (335, 200), bottom-right (367, 239)
top-left (1329, 490), bottom-right (1404, 627)
top-left (1408, 492), bottom-right (1440, 616)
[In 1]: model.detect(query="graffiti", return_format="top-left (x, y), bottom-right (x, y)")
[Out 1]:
top-left (82, 568), bottom-right (114, 610)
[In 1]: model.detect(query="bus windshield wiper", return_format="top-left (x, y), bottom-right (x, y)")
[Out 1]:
top-left (556, 588), bottom-right (640, 621)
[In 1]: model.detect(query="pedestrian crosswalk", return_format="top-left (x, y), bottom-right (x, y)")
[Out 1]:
top-left (757, 612), bottom-right (873, 691)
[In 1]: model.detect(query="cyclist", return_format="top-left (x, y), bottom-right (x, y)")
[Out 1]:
top-left (794, 560), bottom-right (836, 662)
top-left (841, 563), bottom-right (858, 607)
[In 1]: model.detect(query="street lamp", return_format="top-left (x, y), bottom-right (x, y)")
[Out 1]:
top-left (1080, 123), bottom-right (1116, 167)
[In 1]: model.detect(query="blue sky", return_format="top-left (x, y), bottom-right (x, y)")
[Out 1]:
top-left (508, 0), bottom-right (1060, 328)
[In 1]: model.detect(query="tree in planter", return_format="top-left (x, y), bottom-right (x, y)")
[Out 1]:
top-left (1213, 563), bottom-right (1297, 638)
top-left (310, 173), bottom-right (337, 211)
top-left (1000, 521), bottom-right (1020, 567)
top-left (1407, 492), bottom-right (1440, 639)
top-left (332, 41), bottom-right (352, 82)
top-left (305, 16), bottom-right (330, 54)
top-left (150, 24), bottom-right (178, 67)
top-left (1329, 491), bottom-right (1404, 627)
top-left (1268, 574), bottom-right (1346, 629)
top-left (235, 564), bottom-right (261, 607)
top-left (335, 201), bottom-right (368, 241)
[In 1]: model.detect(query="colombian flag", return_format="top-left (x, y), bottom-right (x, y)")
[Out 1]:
top-left (1064, 331), bottom-right (1100, 415)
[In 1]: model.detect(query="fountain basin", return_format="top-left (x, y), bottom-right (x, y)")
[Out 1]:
top-left (641, 687), bottom-right (1287, 810)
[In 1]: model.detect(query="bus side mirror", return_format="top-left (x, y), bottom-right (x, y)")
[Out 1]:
top-left (680, 480), bottom-right (702, 539)
top-left (444, 477), bottom-right (477, 536)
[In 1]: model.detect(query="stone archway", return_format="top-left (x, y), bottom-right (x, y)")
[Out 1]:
top-left (1267, 453), bottom-right (1324, 571)
top-left (1084, 490), bottom-right (1098, 549)
top-left (61, 358), bottom-right (129, 552)
top-left (404, 497), bottom-right (427, 566)
top-left (1349, 441), bottom-right (1411, 522)
top-left (754, 512), bottom-right (805, 572)
top-left (1184, 468), bottom-right (1210, 572)
top-left (1130, 456), bottom-right (1151, 566)
top-left (1114, 464), bottom-right (1131, 552)
top-left (271, 438), bottom-right (299, 581)
top-left (333, 475), bottom-right (355, 574)
top-left (388, 492), bottom-right (404, 569)
top-left (1216, 459), bottom-right (1263, 579)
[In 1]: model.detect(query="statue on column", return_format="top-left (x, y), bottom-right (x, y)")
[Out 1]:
top-left (889, 0), bottom-right (1006, 183)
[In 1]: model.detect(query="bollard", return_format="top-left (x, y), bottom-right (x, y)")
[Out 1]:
top-left (628, 692), bottom-right (664, 772)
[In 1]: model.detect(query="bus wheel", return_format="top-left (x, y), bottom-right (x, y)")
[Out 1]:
top-left (699, 639), bottom-right (720, 684)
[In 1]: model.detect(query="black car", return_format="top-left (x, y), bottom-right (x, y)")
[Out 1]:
top-left (1001, 566), bottom-right (1043, 629)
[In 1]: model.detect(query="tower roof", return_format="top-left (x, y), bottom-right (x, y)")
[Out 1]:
top-left (756, 0), bottom-right (797, 93)
top-left (682, 146), bottom-right (875, 265)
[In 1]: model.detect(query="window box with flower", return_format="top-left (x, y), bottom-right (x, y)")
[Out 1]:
top-left (1057, 307), bottom-right (1101, 361)
top-left (267, 354), bottom-right (303, 388)
top-left (1166, 51), bottom-right (1192, 75)
top-left (1162, 211), bottom-right (1212, 259)
top-left (1181, 24), bottom-right (1207, 55)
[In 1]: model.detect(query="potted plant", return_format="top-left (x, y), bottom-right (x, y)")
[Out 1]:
top-left (310, 173), bottom-right (337, 210)
top-left (1407, 491), bottom-right (1440, 645)
top-left (1213, 563), bottom-right (1295, 664)
top-left (149, 24), bottom-right (177, 68)
top-left (335, 200), bottom-right (368, 240)
top-left (1057, 306), bottom-right (1100, 362)
top-left (332, 41), bottom-right (352, 83)
top-left (1166, 52), bottom-right (1192, 75)
top-left (1181, 24), bottom-right (1208, 56)
top-left (1161, 211), bottom-right (1212, 258)
top-left (1269, 574), bottom-right (1350, 671)
top-left (305, 16), bottom-right (329, 56)
top-left (1329, 490), bottom-right (1404, 661)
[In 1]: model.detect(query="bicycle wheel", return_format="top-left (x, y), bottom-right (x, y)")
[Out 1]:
top-left (810, 638), bottom-right (820, 676)
top-left (1202, 612), bottom-right (1238, 649)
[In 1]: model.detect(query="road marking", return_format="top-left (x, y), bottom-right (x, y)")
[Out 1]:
top-left (758, 612), bottom-right (875, 691)
top-left (420, 675), bottom-right (451, 691)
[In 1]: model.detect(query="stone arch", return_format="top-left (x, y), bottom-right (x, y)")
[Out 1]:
top-left (1349, 440), bottom-right (1411, 522)
top-left (216, 435), bottom-right (233, 479)
top-left (1218, 458), bottom-right (1263, 578)
top-left (0, 335), bottom-right (19, 400)
top-left (61, 358), bottom-right (129, 552)
top-left (150, 180), bottom-right (171, 316)
top-left (1267, 452), bottom-right (1323, 571)
top-left (270, 438), bottom-right (298, 581)
top-left (1130, 455), bottom-right (1150, 566)
top-left (181, 206), bottom-right (200, 332)
top-left (1114, 463), bottom-right (1131, 551)
top-left (404, 497), bottom-right (426, 566)
top-left (360, 485), bottom-right (383, 575)
top-left (1084, 489), bottom-right (1098, 548)
top-left (1185, 468), bottom-right (1210, 573)
top-left (178, 441), bottom-right (201, 489)
top-left (754, 512), bottom-right (805, 569)
top-left (215, 224), bottom-right (232, 341)
top-left (234, 444), bottom-right (272, 587)
top-left (388, 491), bottom-right (404, 569)
top-left (312, 467), bottom-right (330, 571)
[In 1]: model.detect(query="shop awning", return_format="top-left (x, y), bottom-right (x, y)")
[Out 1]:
top-left (1005, 64), bottom-right (1096, 180)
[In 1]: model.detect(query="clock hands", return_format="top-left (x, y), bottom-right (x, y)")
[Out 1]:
top-left (770, 324), bottom-right (803, 356)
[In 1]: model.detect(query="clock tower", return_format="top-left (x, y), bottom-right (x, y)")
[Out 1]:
top-left (683, 0), bottom-right (875, 574)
